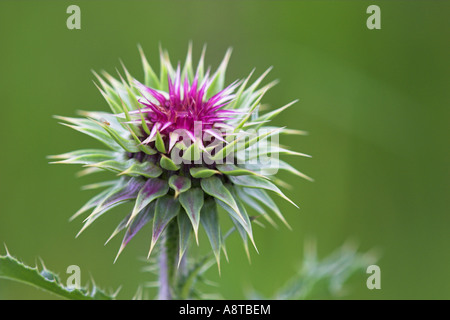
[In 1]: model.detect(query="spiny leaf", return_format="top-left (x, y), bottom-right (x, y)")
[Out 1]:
top-left (126, 124), bottom-right (157, 155)
top-left (87, 159), bottom-right (134, 174)
top-left (234, 186), bottom-right (277, 228)
top-left (209, 137), bottom-right (240, 161)
top-left (200, 199), bottom-right (222, 272)
top-left (148, 196), bottom-right (180, 257)
top-left (128, 178), bottom-right (169, 225)
top-left (233, 87), bottom-right (268, 133)
top-left (78, 179), bottom-right (143, 236)
top-left (177, 211), bottom-right (192, 267)
top-left (92, 118), bottom-right (140, 153)
top-left (206, 48), bottom-right (232, 98)
top-left (115, 204), bottom-right (156, 262)
top-left (228, 69), bottom-right (255, 110)
top-left (155, 131), bottom-right (166, 153)
top-left (253, 100), bottom-right (298, 130)
top-left (196, 44), bottom-right (207, 82)
top-left (229, 215), bottom-right (251, 262)
top-left (138, 44), bottom-right (160, 89)
top-left (189, 167), bottom-right (220, 178)
top-left (181, 42), bottom-right (194, 83)
top-left (200, 176), bottom-right (243, 223)
top-left (276, 159), bottom-right (314, 182)
top-left (216, 164), bottom-right (263, 177)
top-left (182, 141), bottom-right (201, 162)
top-left (242, 187), bottom-right (290, 229)
top-left (118, 161), bottom-right (163, 178)
top-left (168, 175), bottom-right (191, 197)
top-left (56, 117), bottom-right (119, 150)
top-left (178, 188), bottom-right (204, 243)
top-left (246, 145), bottom-right (312, 160)
top-left (159, 46), bottom-right (172, 92)
top-left (228, 175), bottom-right (298, 209)
top-left (105, 213), bottom-right (131, 245)
top-left (81, 180), bottom-right (117, 191)
top-left (48, 149), bottom-right (117, 165)
top-left (160, 154), bottom-right (181, 171)
top-left (70, 187), bottom-right (114, 221)
top-left (0, 251), bottom-right (114, 300)
top-left (236, 126), bottom-right (285, 152)
top-left (215, 187), bottom-right (257, 254)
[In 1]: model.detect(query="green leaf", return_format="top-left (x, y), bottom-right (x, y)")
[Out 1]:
top-left (129, 178), bottom-right (169, 225)
top-left (181, 42), bottom-right (194, 83)
top-left (196, 45), bottom-right (207, 82)
top-left (78, 178), bottom-right (143, 236)
top-left (48, 149), bottom-right (117, 165)
top-left (87, 159), bottom-right (131, 173)
top-left (168, 175), bottom-right (191, 197)
top-left (115, 203), bottom-right (156, 262)
top-left (148, 196), bottom-right (180, 257)
top-left (93, 118), bottom-right (140, 153)
top-left (55, 117), bottom-right (119, 150)
top-left (276, 159), bottom-right (314, 182)
top-left (228, 175), bottom-right (298, 209)
top-left (206, 48), bottom-right (232, 97)
top-left (241, 187), bottom-right (290, 229)
top-left (189, 167), bottom-right (220, 178)
top-left (159, 46), bottom-right (173, 92)
top-left (81, 180), bottom-right (117, 191)
top-left (215, 189), bottom-right (256, 253)
top-left (236, 126), bottom-right (284, 152)
top-left (160, 154), bottom-right (181, 171)
top-left (177, 211), bottom-right (192, 267)
top-left (200, 199), bottom-right (222, 272)
top-left (229, 215), bottom-right (251, 262)
top-left (179, 188), bottom-right (204, 243)
top-left (70, 187), bottom-right (114, 221)
top-left (105, 213), bottom-right (131, 246)
top-left (182, 141), bottom-right (201, 162)
top-left (92, 73), bottom-right (123, 115)
top-left (233, 87), bottom-right (268, 133)
top-left (127, 125), bottom-right (157, 155)
top-left (155, 131), bottom-right (166, 153)
top-left (216, 164), bottom-right (262, 177)
top-left (200, 176), bottom-right (243, 223)
top-left (118, 161), bottom-right (163, 178)
top-left (228, 69), bottom-right (254, 110)
top-left (221, 185), bottom-right (257, 251)
top-left (253, 100), bottom-right (298, 130)
top-left (138, 44), bottom-right (160, 89)
top-left (0, 250), bottom-right (114, 300)
top-left (234, 186), bottom-right (277, 228)
top-left (209, 138), bottom-right (240, 161)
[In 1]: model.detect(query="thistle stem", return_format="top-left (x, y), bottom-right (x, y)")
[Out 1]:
top-left (158, 237), bottom-right (171, 300)
top-left (158, 221), bottom-right (178, 300)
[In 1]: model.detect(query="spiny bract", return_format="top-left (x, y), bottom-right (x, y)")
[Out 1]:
top-left (50, 45), bottom-right (311, 266)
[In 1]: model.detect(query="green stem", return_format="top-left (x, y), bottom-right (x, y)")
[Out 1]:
top-left (158, 220), bottom-right (178, 300)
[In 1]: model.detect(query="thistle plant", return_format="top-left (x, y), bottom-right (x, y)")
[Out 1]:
top-left (0, 43), bottom-right (378, 301)
top-left (47, 45), bottom-right (314, 299)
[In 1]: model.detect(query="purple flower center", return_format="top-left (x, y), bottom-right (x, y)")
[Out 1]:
top-left (135, 68), bottom-right (239, 143)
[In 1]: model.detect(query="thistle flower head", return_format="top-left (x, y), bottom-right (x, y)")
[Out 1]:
top-left (136, 68), bottom-right (238, 139)
top-left (50, 45), bottom-right (311, 266)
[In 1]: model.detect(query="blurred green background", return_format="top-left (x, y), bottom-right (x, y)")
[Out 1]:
top-left (0, 0), bottom-right (448, 299)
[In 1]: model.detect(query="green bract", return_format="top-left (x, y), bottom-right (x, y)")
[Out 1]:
top-left (50, 45), bottom-right (311, 266)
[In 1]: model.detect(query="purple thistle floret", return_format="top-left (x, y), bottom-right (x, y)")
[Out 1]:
top-left (133, 67), bottom-right (240, 145)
